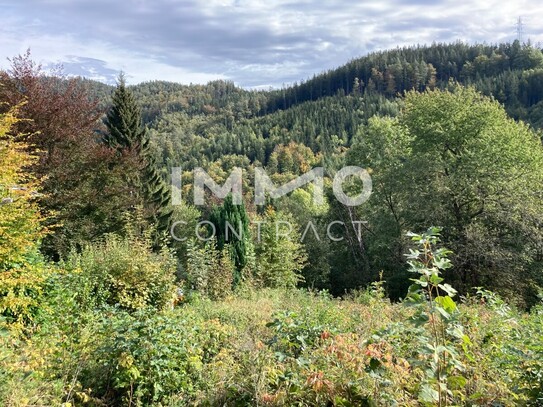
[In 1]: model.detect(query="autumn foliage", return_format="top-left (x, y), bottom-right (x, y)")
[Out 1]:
top-left (0, 106), bottom-right (46, 326)
top-left (0, 51), bottom-right (143, 257)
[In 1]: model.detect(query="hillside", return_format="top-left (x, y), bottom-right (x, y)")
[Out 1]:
top-left (36, 41), bottom-right (542, 300)
top-left (86, 41), bottom-right (543, 128)
top-left (263, 41), bottom-right (543, 122)
top-left (80, 42), bottom-right (543, 174)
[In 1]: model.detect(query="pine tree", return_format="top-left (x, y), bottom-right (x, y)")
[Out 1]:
top-left (104, 73), bottom-right (172, 244)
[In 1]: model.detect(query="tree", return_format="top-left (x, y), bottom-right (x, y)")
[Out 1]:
top-left (209, 194), bottom-right (250, 286)
top-left (0, 51), bottom-right (139, 258)
top-left (351, 85), bottom-right (543, 305)
top-left (0, 106), bottom-right (47, 325)
top-left (104, 73), bottom-right (173, 244)
top-left (253, 208), bottom-right (307, 288)
top-left (104, 73), bottom-right (147, 151)
top-left (0, 51), bottom-right (100, 175)
top-left (347, 116), bottom-right (413, 297)
top-left (275, 187), bottom-right (331, 289)
top-left (512, 44), bottom-right (543, 70)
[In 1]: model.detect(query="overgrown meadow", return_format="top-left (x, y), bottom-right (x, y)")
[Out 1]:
top-left (1, 255), bottom-right (543, 405)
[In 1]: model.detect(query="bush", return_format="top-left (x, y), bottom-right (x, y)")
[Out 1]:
top-left (77, 309), bottom-right (234, 406)
top-left (3, 285), bottom-right (542, 406)
top-left (65, 234), bottom-right (177, 312)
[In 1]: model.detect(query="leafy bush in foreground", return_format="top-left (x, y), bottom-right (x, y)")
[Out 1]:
top-left (64, 234), bottom-right (177, 312)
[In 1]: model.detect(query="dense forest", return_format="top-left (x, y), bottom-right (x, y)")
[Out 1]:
top-left (80, 41), bottom-right (543, 301)
top-left (1, 42), bottom-right (543, 406)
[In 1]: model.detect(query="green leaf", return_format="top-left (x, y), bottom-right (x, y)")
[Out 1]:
top-left (412, 313), bottom-right (430, 326)
top-left (433, 257), bottom-right (451, 270)
top-left (429, 273), bottom-right (443, 285)
top-left (438, 283), bottom-right (457, 297)
top-left (435, 295), bottom-right (456, 314)
top-left (419, 384), bottom-right (439, 403)
top-left (435, 305), bottom-right (451, 319)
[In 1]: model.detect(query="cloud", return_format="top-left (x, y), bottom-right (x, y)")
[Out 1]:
top-left (44, 56), bottom-right (119, 84)
top-left (1, 0), bottom-right (542, 87)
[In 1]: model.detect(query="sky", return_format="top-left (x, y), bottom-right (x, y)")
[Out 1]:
top-left (1, 0), bottom-right (542, 88)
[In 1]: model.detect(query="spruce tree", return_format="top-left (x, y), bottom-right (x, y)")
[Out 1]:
top-left (210, 194), bottom-right (250, 287)
top-left (104, 73), bottom-right (172, 244)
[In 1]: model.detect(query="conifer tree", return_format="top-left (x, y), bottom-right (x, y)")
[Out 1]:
top-left (103, 73), bottom-right (148, 151)
top-left (210, 194), bottom-right (250, 286)
top-left (104, 73), bottom-right (172, 243)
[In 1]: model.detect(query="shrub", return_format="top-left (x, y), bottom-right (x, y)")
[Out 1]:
top-left (266, 310), bottom-right (333, 359)
top-left (78, 309), bottom-right (234, 405)
top-left (65, 234), bottom-right (176, 312)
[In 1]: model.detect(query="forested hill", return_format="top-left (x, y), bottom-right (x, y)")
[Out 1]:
top-left (263, 41), bottom-right (543, 124)
top-left (5, 34), bottom-right (543, 405)
top-left (76, 41), bottom-right (543, 174)
top-left (84, 41), bottom-right (543, 131)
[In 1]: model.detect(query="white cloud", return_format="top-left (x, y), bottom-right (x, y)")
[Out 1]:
top-left (1, 0), bottom-right (542, 87)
